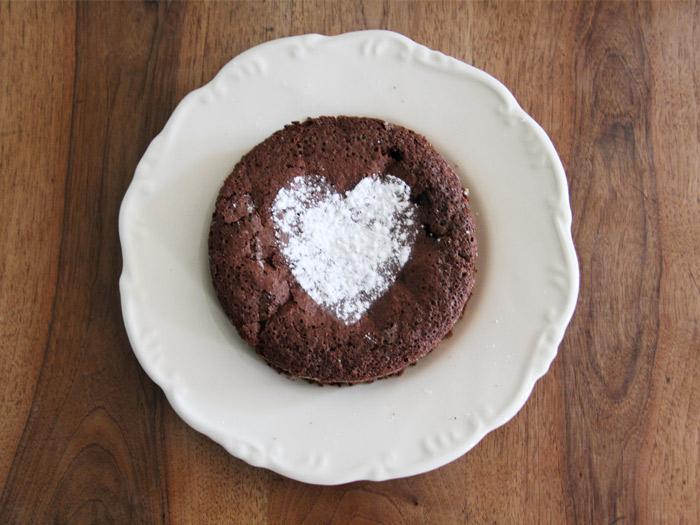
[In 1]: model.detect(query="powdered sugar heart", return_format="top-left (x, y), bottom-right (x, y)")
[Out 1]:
top-left (272, 174), bottom-right (418, 324)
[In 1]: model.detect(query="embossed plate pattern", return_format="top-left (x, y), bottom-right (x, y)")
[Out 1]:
top-left (119, 30), bottom-right (579, 484)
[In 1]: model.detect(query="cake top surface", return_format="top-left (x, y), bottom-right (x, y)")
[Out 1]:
top-left (208, 116), bottom-right (477, 384)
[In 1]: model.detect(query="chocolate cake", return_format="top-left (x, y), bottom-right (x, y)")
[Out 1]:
top-left (208, 116), bottom-right (477, 384)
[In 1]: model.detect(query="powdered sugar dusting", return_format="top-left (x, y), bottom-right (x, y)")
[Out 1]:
top-left (272, 174), bottom-right (418, 324)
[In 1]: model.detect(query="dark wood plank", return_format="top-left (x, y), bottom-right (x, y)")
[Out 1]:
top-left (0, 1), bottom-right (188, 522)
top-left (0, 0), bottom-right (76, 497)
top-left (565, 1), bottom-right (662, 521)
top-left (638, 3), bottom-right (700, 522)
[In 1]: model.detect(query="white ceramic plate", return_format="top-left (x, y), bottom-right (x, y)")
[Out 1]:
top-left (119, 30), bottom-right (578, 485)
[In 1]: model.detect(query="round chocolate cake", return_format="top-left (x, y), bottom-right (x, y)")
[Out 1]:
top-left (208, 116), bottom-right (477, 384)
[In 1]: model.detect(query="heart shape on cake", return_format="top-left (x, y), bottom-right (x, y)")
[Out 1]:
top-left (272, 174), bottom-right (418, 324)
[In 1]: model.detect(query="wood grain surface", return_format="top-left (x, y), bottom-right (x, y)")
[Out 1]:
top-left (1, 1), bottom-right (699, 523)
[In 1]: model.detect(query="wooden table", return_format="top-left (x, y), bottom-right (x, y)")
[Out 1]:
top-left (2, 1), bottom-right (698, 522)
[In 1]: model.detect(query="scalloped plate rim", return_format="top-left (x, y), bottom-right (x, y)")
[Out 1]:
top-left (118, 30), bottom-right (579, 485)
